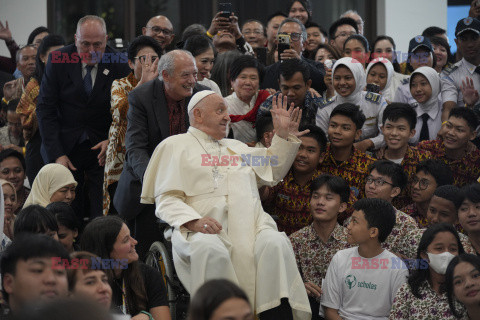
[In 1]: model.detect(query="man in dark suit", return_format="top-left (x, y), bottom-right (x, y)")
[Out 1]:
top-left (261, 17), bottom-right (327, 94)
top-left (114, 49), bottom-right (208, 259)
top-left (37, 15), bottom-right (130, 220)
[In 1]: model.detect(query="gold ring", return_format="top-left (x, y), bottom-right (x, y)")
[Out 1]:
top-left (145, 64), bottom-right (150, 67)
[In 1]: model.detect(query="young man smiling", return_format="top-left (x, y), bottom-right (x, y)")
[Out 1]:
top-left (290, 174), bottom-right (351, 319)
top-left (318, 103), bottom-right (376, 222)
top-left (262, 124), bottom-right (327, 234)
top-left (418, 107), bottom-right (480, 187)
top-left (375, 103), bottom-right (431, 208)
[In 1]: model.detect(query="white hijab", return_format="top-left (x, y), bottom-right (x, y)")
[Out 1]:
top-left (409, 66), bottom-right (441, 112)
top-left (366, 57), bottom-right (394, 101)
top-left (332, 57), bottom-right (367, 105)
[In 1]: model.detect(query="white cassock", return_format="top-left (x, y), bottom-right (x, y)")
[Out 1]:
top-left (141, 126), bottom-right (311, 319)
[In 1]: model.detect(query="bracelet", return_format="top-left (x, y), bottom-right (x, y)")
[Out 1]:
top-left (22, 147), bottom-right (26, 156)
top-left (1, 97), bottom-right (8, 105)
top-left (442, 121), bottom-right (447, 126)
top-left (140, 311), bottom-right (153, 320)
top-left (206, 30), bottom-right (214, 38)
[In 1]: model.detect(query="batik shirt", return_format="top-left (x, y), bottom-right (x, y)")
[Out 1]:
top-left (417, 139), bottom-right (480, 187)
top-left (262, 169), bottom-right (322, 235)
top-left (389, 281), bottom-right (464, 320)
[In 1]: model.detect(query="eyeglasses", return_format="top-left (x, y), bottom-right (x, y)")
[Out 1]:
top-left (278, 32), bottom-right (302, 42)
top-left (134, 55), bottom-right (159, 63)
top-left (334, 31), bottom-right (357, 39)
top-left (366, 176), bottom-right (394, 187)
top-left (411, 176), bottom-right (430, 190)
top-left (146, 26), bottom-right (173, 36)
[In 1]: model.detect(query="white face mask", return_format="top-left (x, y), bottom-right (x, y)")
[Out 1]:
top-left (427, 252), bottom-right (456, 275)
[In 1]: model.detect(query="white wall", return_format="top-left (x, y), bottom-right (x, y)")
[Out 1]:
top-left (377, 0), bottom-right (447, 62)
top-left (0, 0), bottom-right (47, 57)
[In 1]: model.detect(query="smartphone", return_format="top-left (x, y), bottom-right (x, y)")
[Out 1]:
top-left (254, 47), bottom-right (267, 65)
top-left (277, 34), bottom-right (291, 60)
top-left (366, 83), bottom-right (380, 94)
top-left (218, 3), bottom-right (232, 18)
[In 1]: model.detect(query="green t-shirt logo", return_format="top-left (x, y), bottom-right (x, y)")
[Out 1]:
top-left (345, 275), bottom-right (357, 289)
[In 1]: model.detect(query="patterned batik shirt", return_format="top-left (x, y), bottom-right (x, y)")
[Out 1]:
top-left (376, 146), bottom-right (432, 209)
top-left (318, 144), bottom-right (375, 222)
top-left (389, 281), bottom-right (464, 320)
top-left (401, 203), bottom-right (429, 229)
top-left (289, 223), bottom-right (351, 296)
top-left (417, 139), bottom-right (480, 187)
top-left (262, 169), bottom-right (322, 235)
top-left (396, 228), bottom-right (475, 259)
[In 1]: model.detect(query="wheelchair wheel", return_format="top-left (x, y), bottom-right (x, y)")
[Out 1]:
top-left (145, 241), bottom-right (177, 320)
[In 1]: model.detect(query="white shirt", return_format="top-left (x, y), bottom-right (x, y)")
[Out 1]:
top-left (441, 58), bottom-right (480, 107)
top-left (225, 92), bottom-right (258, 143)
top-left (410, 100), bottom-right (443, 145)
top-left (321, 247), bottom-right (408, 320)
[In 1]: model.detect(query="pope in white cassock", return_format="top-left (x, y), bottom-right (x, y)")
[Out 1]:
top-left (141, 90), bottom-right (311, 319)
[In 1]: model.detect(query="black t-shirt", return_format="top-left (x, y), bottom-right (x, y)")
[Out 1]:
top-left (111, 263), bottom-right (168, 315)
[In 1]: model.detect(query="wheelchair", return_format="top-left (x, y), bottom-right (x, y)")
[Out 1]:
top-left (145, 225), bottom-right (190, 320)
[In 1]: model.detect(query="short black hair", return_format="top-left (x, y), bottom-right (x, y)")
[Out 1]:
top-left (305, 21), bottom-right (321, 30)
top-left (299, 124), bottom-right (327, 153)
top-left (183, 34), bottom-right (216, 57)
top-left (422, 26), bottom-right (446, 38)
top-left (382, 103), bottom-right (417, 129)
top-left (328, 17), bottom-right (358, 40)
top-left (0, 149), bottom-right (26, 171)
top-left (255, 114), bottom-right (273, 142)
top-left (416, 159), bottom-right (453, 187)
top-left (1, 233), bottom-right (69, 302)
top-left (279, 58), bottom-right (310, 83)
top-left (433, 185), bottom-right (463, 210)
top-left (47, 202), bottom-right (80, 232)
top-left (353, 198), bottom-right (396, 243)
top-left (330, 103), bottom-right (366, 130)
top-left (35, 34), bottom-right (65, 84)
top-left (229, 54), bottom-right (265, 83)
top-left (14, 205), bottom-right (59, 237)
top-left (461, 183), bottom-right (480, 204)
top-left (448, 107), bottom-right (479, 132)
top-left (344, 34), bottom-right (369, 52)
top-left (266, 11), bottom-right (287, 26)
top-left (127, 35), bottom-right (163, 62)
top-left (27, 26), bottom-right (49, 45)
top-left (311, 174), bottom-right (350, 203)
top-left (369, 160), bottom-right (408, 191)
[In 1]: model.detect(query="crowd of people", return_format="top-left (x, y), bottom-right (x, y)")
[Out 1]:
top-left (0, 0), bottom-right (479, 319)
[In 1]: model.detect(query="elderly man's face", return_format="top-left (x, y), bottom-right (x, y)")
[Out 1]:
top-left (17, 46), bottom-right (37, 79)
top-left (163, 53), bottom-right (198, 101)
top-left (143, 16), bottom-right (174, 50)
top-left (75, 20), bottom-right (108, 66)
top-left (242, 21), bottom-right (267, 48)
top-left (195, 94), bottom-right (231, 140)
top-left (344, 12), bottom-right (364, 35)
top-left (278, 22), bottom-right (304, 55)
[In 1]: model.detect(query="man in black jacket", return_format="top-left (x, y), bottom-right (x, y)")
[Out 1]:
top-left (37, 15), bottom-right (130, 220)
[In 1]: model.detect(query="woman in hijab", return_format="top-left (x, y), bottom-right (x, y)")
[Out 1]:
top-left (408, 66), bottom-right (443, 144)
top-left (24, 163), bottom-right (77, 207)
top-left (316, 57), bottom-right (388, 152)
top-left (366, 57), bottom-right (395, 103)
top-left (1, 179), bottom-right (16, 243)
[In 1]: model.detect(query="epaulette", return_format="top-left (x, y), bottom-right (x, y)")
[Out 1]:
top-left (442, 64), bottom-right (459, 76)
top-left (365, 91), bottom-right (381, 104)
top-left (401, 77), bottom-right (410, 85)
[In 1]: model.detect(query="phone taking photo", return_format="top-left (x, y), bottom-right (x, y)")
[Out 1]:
top-left (277, 34), bottom-right (291, 61)
top-left (218, 3), bottom-right (232, 19)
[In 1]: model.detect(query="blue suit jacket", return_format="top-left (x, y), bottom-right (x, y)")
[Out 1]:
top-left (37, 44), bottom-right (130, 162)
